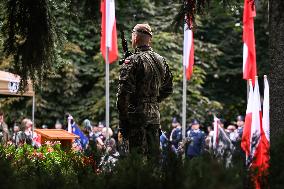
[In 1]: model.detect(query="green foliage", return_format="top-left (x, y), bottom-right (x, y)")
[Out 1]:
top-left (0, 0), bottom-right (268, 130)
top-left (0, 0), bottom-right (223, 129)
top-left (0, 143), bottom-right (97, 189)
top-left (0, 143), bottom-right (247, 189)
top-left (1, 0), bottom-right (62, 89)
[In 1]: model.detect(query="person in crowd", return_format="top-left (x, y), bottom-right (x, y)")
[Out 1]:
top-left (185, 119), bottom-right (205, 159)
top-left (169, 117), bottom-right (182, 154)
top-left (212, 119), bottom-right (235, 167)
top-left (0, 111), bottom-right (9, 144)
top-left (234, 115), bottom-right (246, 164)
top-left (42, 124), bottom-right (48, 129)
top-left (160, 127), bottom-right (170, 159)
top-left (205, 125), bottom-right (214, 151)
top-left (219, 118), bottom-right (226, 128)
top-left (54, 120), bottom-right (63, 129)
top-left (21, 118), bottom-right (40, 147)
top-left (98, 121), bottom-right (105, 128)
top-left (117, 23), bottom-right (173, 157)
top-left (226, 124), bottom-right (238, 142)
top-left (12, 124), bottom-right (25, 147)
top-left (82, 119), bottom-right (93, 139)
top-left (21, 118), bottom-right (34, 145)
top-left (99, 137), bottom-right (120, 172)
top-left (65, 113), bottom-right (89, 150)
top-left (96, 127), bottom-right (113, 149)
top-left (236, 115), bottom-right (245, 139)
top-left (91, 124), bottom-right (102, 141)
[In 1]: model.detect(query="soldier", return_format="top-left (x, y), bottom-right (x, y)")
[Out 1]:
top-left (117, 23), bottom-right (173, 157)
top-left (185, 119), bottom-right (205, 159)
top-left (0, 111), bottom-right (9, 144)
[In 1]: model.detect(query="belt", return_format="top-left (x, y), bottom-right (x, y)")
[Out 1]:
top-left (141, 97), bottom-right (158, 103)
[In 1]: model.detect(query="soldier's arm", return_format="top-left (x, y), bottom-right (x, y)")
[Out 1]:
top-left (117, 58), bottom-right (137, 120)
top-left (158, 59), bottom-right (173, 102)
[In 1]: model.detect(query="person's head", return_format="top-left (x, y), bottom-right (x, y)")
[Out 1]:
top-left (219, 118), bottom-right (226, 128)
top-left (226, 125), bottom-right (237, 133)
top-left (102, 127), bottom-right (113, 138)
top-left (21, 118), bottom-right (32, 130)
top-left (131, 24), bottom-right (152, 48)
top-left (83, 119), bottom-right (92, 132)
top-left (0, 111), bottom-right (4, 123)
top-left (191, 119), bottom-right (200, 130)
top-left (171, 117), bottom-right (179, 128)
top-left (55, 120), bottom-right (62, 129)
top-left (207, 125), bottom-right (212, 132)
top-left (236, 115), bottom-right (244, 128)
top-left (98, 121), bottom-right (105, 128)
top-left (13, 125), bottom-right (20, 132)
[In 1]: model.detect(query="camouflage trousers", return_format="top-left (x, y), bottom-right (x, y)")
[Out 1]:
top-left (128, 124), bottom-right (160, 158)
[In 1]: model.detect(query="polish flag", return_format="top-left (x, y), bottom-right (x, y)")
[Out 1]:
top-left (241, 79), bottom-right (254, 157)
top-left (262, 75), bottom-right (270, 143)
top-left (249, 76), bottom-right (262, 168)
top-left (183, 22), bottom-right (194, 80)
top-left (250, 77), bottom-right (267, 189)
top-left (243, 0), bottom-right (257, 85)
top-left (100, 0), bottom-right (118, 63)
top-left (260, 75), bottom-right (270, 171)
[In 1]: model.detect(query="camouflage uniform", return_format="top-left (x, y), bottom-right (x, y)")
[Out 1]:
top-left (117, 45), bottom-right (173, 156)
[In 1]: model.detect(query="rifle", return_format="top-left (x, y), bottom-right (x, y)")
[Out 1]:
top-left (119, 30), bottom-right (133, 65)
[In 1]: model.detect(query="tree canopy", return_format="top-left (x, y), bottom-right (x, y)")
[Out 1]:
top-left (0, 0), bottom-right (268, 130)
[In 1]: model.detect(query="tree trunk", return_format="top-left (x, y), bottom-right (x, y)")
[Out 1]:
top-left (269, 1), bottom-right (284, 186)
top-left (269, 0), bottom-right (284, 139)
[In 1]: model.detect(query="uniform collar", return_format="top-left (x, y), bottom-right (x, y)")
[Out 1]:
top-left (135, 45), bottom-right (152, 53)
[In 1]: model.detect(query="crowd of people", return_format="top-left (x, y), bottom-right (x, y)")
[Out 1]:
top-left (0, 111), bottom-right (41, 147)
top-left (0, 109), bottom-right (246, 168)
top-left (160, 115), bottom-right (245, 166)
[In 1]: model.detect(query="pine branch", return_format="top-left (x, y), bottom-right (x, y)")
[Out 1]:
top-left (1, 0), bottom-right (61, 91)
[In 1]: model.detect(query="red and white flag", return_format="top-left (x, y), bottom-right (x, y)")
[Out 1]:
top-left (241, 79), bottom-right (254, 156)
top-left (183, 22), bottom-right (194, 80)
top-left (260, 75), bottom-right (270, 171)
top-left (249, 76), bottom-right (262, 168)
top-left (100, 0), bottom-right (118, 63)
top-left (243, 0), bottom-right (257, 85)
top-left (262, 75), bottom-right (269, 143)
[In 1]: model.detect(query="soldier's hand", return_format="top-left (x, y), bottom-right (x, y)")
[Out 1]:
top-left (119, 58), bottom-right (125, 65)
top-left (125, 51), bottom-right (133, 58)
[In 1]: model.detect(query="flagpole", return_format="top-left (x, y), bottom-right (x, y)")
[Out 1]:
top-left (32, 94), bottom-right (35, 139)
top-left (182, 65), bottom-right (187, 139)
top-left (106, 47), bottom-right (110, 140)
